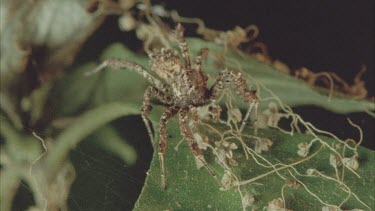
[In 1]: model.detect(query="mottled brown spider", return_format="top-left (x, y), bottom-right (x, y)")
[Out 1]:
top-left (91, 24), bottom-right (258, 189)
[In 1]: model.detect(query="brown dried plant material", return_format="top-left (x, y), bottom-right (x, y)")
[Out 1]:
top-left (245, 42), bottom-right (292, 74)
top-left (272, 60), bottom-right (291, 74)
top-left (171, 10), bottom-right (259, 51)
top-left (294, 66), bottom-right (368, 100)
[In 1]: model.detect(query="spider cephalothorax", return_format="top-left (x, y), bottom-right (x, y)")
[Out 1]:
top-left (92, 23), bottom-right (258, 189)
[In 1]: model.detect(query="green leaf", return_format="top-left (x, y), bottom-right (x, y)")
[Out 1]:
top-left (0, 168), bottom-right (20, 211)
top-left (49, 63), bottom-right (102, 115)
top-left (92, 126), bottom-right (137, 165)
top-left (50, 44), bottom-right (150, 116)
top-left (0, 114), bottom-right (42, 163)
top-left (134, 112), bottom-right (374, 210)
top-left (45, 102), bottom-right (139, 177)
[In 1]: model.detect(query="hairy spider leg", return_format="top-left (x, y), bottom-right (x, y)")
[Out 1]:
top-left (176, 23), bottom-right (192, 69)
top-left (141, 87), bottom-right (173, 144)
top-left (210, 69), bottom-right (259, 129)
top-left (194, 48), bottom-right (209, 71)
top-left (87, 58), bottom-right (168, 92)
top-left (179, 108), bottom-right (224, 188)
top-left (158, 105), bottom-right (180, 189)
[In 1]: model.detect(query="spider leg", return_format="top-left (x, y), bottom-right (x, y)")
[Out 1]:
top-left (179, 108), bottom-right (224, 188)
top-left (141, 87), bottom-right (173, 144)
top-left (87, 58), bottom-right (169, 92)
top-left (194, 48), bottom-right (208, 71)
top-left (210, 69), bottom-right (259, 131)
top-left (176, 23), bottom-right (192, 69)
top-left (158, 105), bottom-right (180, 189)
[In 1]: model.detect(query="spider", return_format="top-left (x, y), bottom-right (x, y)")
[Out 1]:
top-left (90, 24), bottom-right (258, 189)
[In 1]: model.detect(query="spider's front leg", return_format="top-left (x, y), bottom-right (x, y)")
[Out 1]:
top-left (194, 48), bottom-right (209, 71)
top-left (210, 69), bottom-right (259, 131)
top-left (179, 108), bottom-right (224, 188)
top-left (176, 23), bottom-right (192, 69)
top-left (157, 105), bottom-right (180, 189)
top-left (141, 87), bottom-right (173, 144)
top-left (87, 58), bottom-right (167, 92)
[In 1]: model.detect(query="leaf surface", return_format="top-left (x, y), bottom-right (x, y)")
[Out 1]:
top-left (134, 112), bottom-right (375, 210)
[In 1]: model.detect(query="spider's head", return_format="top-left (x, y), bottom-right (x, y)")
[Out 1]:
top-left (149, 48), bottom-right (184, 82)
